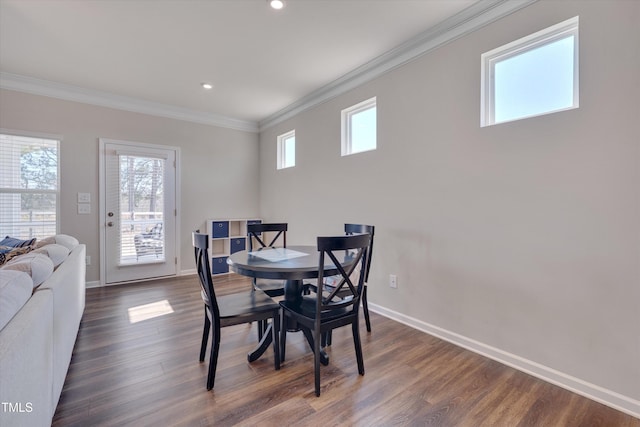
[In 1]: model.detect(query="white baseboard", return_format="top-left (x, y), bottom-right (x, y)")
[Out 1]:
top-left (85, 280), bottom-right (101, 288)
top-left (369, 302), bottom-right (640, 419)
top-left (85, 270), bottom-right (197, 288)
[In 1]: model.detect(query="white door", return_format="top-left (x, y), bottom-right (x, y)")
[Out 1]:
top-left (100, 139), bottom-right (178, 284)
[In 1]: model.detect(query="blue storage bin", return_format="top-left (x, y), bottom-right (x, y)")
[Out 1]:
top-left (211, 221), bottom-right (229, 238)
top-left (211, 256), bottom-right (229, 274)
top-left (230, 238), bottom-right (246, 254)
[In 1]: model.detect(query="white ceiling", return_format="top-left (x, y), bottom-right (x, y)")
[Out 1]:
top-left (0, 0), bottom-right (520, 130)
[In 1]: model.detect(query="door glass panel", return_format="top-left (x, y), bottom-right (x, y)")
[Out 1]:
top-left (118, 154), bottom-right (165, 265)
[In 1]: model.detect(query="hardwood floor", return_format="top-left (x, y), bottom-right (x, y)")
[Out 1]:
top-left (53, 275), bottom-right (639, 426)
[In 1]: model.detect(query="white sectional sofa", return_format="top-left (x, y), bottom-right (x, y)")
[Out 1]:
top-left (0, 235), bottom-right (86, 427)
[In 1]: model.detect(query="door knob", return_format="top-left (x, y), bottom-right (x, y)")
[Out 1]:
top-left (108, 212), bottom-right (114, 217)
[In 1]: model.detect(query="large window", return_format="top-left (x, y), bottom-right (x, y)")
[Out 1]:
top-left (0, 133), bottom-right (60, 239)
top-left (342, 97), bottom-right (377, 156)
top-left (481, 16), bottom-right (579, 127)
top-left (277, 130), bottom-right (295, 169)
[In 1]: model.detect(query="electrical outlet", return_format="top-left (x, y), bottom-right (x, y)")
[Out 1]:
top-left (85, 256), bottom-right (91, 266)
top-left (78, 203), bottom-right (91, 214)
top-left (389, 274), bottom-right (397, 289)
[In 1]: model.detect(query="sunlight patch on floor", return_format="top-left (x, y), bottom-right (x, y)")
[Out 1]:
top-left (127, 300), bottom-right (174, 323)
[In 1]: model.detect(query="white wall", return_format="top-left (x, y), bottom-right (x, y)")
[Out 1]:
top-left (0, 89), bottom-right (260, 282)
top-left (258, 0), bottom-right (639, 412)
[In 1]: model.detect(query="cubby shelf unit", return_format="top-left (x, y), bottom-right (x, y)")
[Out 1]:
top-left (206, 218), bottom-right (261, 275)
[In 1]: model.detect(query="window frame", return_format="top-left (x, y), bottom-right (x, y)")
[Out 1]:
top-left (481, 16), bottom-right (579, 127)
top-left (341, 96), bottom-right (377, 156)
top-left (0, 130), bottom-right (61, 239)
top-left (276, 129), bottom-right (296, 170)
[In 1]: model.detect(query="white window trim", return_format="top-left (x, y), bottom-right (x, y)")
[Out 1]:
top-left (341, 96), bottom-right (377, 156)
top-left (481, 16), bottom-right (579, 127)
top-left (0, 129), bottom-right (62, 238)
top-left (276, 129), bottom-right (295, 170)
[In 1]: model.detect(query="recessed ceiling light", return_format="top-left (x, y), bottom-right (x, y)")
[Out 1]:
top-left (268, 0), bottom-right (285, 10)
top-left (201, 83), bottom-right (213, 90)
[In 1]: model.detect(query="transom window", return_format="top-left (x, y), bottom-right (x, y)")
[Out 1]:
top-left (341, 97), bottom-right (377, 156)
top-left (0, 133), bottom-right (60, 239)
top-left (277, 130), bottom-right (295, 169)
top-left (481, 16), bottom-right (579, 127)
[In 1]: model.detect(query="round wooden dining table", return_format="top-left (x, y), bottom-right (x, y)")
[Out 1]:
top-left (227, 245), bottom-right (348, 301)
top-left (227, 245), bottom-right (355, 364)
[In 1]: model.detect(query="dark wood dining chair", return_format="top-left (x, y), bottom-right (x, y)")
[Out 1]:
top-left (280, 233), bottom-right (371, 396)
top-left (193, 232), bottom-right (280, 390)
top-left (307, 223), bottom-right (375, 340)
top-left (247, 222), bottom-right (288, 298)
top-left (344, 224), bottom-right (374, 331)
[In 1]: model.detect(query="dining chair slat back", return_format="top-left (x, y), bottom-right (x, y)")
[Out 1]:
top-left (247, 222), bottom-right (287, 251)
top-left (247, 223), bottom-right (288, 299)
top-left (344, 223), bottom-right (374, 282)
top-left (344, 223), bottom-right (375, 332)
top-left (307, 223), bottom-right (375, 336)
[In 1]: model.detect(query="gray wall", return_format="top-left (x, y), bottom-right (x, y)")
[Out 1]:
top-left (0, 89), bottom-right (260, 282)
top-left (258, 0), bottom-right (639, 404)
top-left (0, 0), bottom-right (637, 413)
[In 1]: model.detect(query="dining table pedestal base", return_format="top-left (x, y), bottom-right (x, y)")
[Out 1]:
top-left (247, 325), bottom-right (276, 363)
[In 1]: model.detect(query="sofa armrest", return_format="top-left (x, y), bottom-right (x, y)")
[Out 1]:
top-left (35, 243), bottom-right (85, 412)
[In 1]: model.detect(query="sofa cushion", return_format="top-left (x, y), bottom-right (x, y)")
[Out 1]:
top-left (54, 235), bottom-right (79, 251)
top-left (3, 253), bottom-right (54, 288)
top-left (32, 244), bottom-right (70, 267)
top-left (0, 270), bottom-right (33, 330)
top-left (0, 236), bottom-right (37, 248)
top-left (33, 235), bottom-right (79, 252)
top-left (34, 236), bottom-right (56, 249)
top-left (0, 245), bottom-right (33, 266)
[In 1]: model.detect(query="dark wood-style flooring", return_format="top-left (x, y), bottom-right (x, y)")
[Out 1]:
top-left (53, 274), bottom-right (639, 426)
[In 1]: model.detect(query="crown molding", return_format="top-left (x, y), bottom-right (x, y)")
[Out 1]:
top-left (0, 72), bottom-right (259, 133)
top-left (1, 0), bottom-right (537, 134)
top-left (259, 0), bottom-right (539, 131)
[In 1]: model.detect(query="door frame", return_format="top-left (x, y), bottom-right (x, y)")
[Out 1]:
top-left (98, 138), bottom-right (181, 286)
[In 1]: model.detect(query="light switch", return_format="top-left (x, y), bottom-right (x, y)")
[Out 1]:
top-left (77, 192), bottom-right (91, 203)
top-left (78, 204), bottom-right (91, 214)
